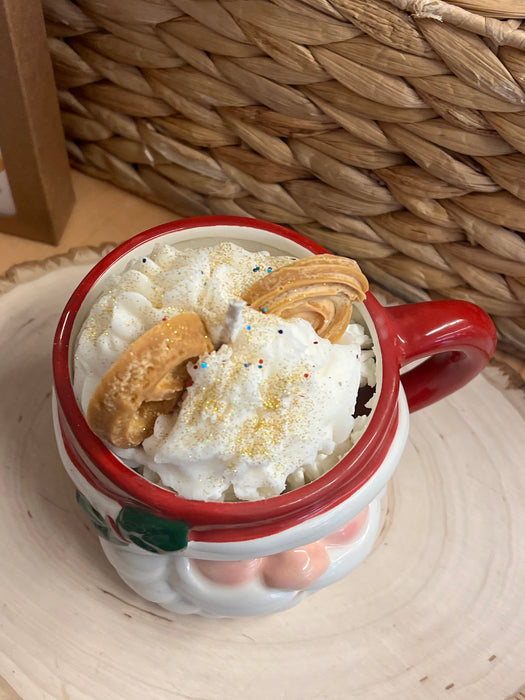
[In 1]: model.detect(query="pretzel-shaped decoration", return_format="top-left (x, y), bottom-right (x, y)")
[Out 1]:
top-left (87, 312), bottom-right (213, 448)
top-left (243, 254), bottom-right (368, 343)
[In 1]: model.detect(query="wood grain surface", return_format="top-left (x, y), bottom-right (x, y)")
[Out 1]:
top-left (0, 251), bottom-right (524, 700)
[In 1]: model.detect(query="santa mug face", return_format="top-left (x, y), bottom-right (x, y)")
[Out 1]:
top-left (52, 216), bottom-right (496, 616)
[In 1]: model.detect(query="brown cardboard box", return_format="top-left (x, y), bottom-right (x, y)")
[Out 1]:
top-left (0, 0), bottom-right (74, 244)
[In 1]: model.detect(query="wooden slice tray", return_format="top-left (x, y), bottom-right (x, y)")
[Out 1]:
top-left (0, 250), bottom-right (524, 700)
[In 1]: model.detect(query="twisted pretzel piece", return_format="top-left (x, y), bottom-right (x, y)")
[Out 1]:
top-left (87, 312), bottom-right (213, 448)
top-left (243, 254), bottom-right (369, 343)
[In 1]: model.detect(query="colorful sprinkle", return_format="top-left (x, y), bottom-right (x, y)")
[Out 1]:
top-left (142, 258), bottom-right (147, 263)
top-left (313, 341), bottom-right (318, 344)
top-left (246, 325), bottom-right (251, 330)
top-left (201, 362), bottom-right (207, 369)
top-left (267, 267), bottom-right (273, 273)
top-left (262, 307), bottom-right (268, 313)
top-left (253, 266), bottom-right (260, 272)
top-left (278, 329), bottom-right (283, 334)
top-left (304, 373), bottom-right (309, 378)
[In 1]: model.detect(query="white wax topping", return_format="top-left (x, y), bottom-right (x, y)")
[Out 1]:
top-left (74, 242), bottom-right (376, 501)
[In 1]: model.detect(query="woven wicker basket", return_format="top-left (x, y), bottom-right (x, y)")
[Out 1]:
top-left (43, 0), bottom-right (525, 362)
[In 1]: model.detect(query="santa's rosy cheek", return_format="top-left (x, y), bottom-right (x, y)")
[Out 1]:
top-left (193, 558), bottom-right (262, 586)
top-left (261, 542), bottom-right (330, 590)
top-left (322, 507), bottom-right (369, 547)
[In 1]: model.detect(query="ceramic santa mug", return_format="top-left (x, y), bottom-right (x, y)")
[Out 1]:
top-left (52, 216), bottom-right (496, 617)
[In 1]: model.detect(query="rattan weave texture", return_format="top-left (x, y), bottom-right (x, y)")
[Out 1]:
top-left (43, 0), bottom-right (525, 359)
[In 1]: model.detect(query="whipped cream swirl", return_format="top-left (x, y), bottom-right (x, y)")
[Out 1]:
top-left (74, 242), bottom-right (376, 502)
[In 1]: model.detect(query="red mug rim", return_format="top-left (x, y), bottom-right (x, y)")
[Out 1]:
top-left (52, 216), bottom-right (400, 537)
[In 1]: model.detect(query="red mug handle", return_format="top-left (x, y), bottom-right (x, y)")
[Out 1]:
top-left (385, 301), bottom-right (497, 412)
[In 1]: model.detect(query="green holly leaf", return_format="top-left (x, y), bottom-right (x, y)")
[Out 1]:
top-left (75, 490), bottom-right (123, 545)
top-left (116, 506), bottom-right (189, 553)
top-left (76, 490), bottom-right (110, 537)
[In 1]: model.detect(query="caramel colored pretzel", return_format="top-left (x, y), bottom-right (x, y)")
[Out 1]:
top-left (243, 254), bottom-right (368, 342)
top-left (87, 312), bottom-right (213, 448)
